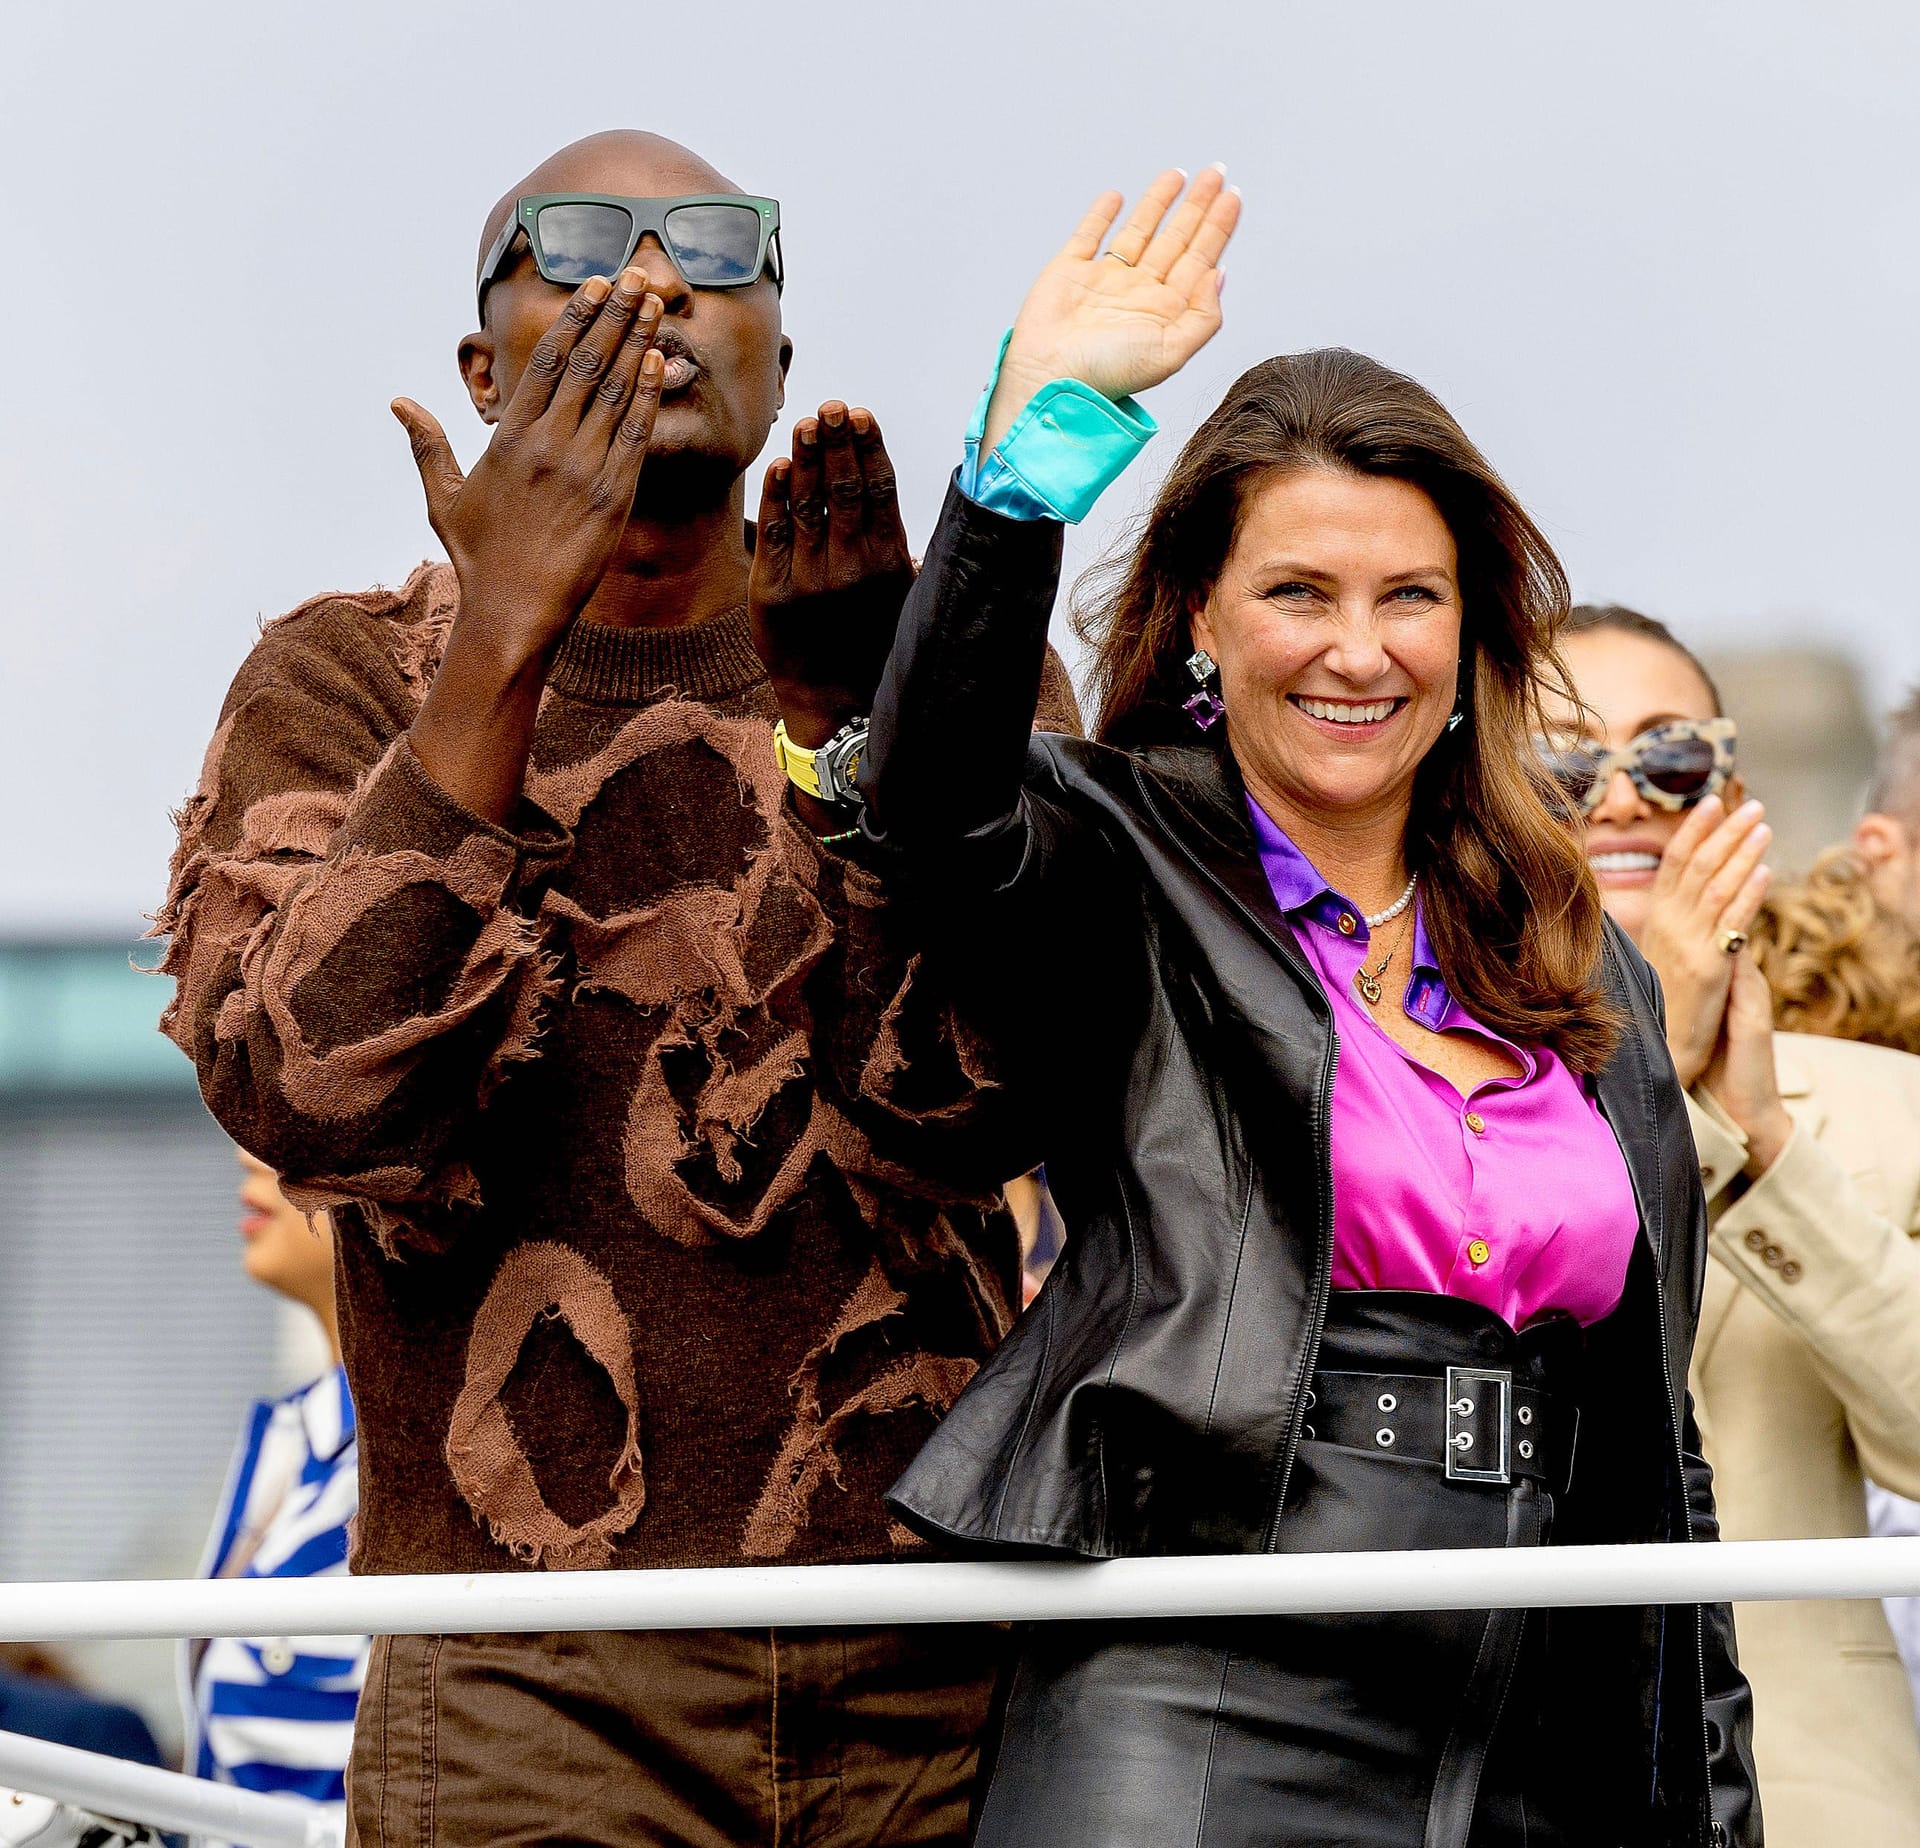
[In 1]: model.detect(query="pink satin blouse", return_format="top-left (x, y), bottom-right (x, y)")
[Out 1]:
top-left (1247, 799), bottom-right (1639, 1329)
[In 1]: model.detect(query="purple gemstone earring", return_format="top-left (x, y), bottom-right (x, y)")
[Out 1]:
top-left (1184, 649), bottom-right (1225, 731)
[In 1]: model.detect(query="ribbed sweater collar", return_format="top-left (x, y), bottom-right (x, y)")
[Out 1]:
top-left (547, 604), bottom-right (763, 705)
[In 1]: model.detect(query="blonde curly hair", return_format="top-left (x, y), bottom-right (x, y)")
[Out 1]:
top-left (1752, 849), bottom-right (1920, 1055)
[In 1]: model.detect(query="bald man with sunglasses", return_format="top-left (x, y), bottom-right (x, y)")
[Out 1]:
top-left (158, 129), bottom-right (1070, 1846)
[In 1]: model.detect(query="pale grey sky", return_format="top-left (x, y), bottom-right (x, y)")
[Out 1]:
top-left (3, 0), bottom-right (1915, 932)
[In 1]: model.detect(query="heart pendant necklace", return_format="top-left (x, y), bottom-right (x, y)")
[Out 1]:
top-left (1354, 880), bottom-right (1418, 1007)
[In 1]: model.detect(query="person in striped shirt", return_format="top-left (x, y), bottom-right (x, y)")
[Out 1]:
top-left (179, 1152), bottom-right (365, 1841)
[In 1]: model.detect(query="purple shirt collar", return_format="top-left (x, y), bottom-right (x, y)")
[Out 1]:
top-left (1245, 796), bottom-right (1454, 1033)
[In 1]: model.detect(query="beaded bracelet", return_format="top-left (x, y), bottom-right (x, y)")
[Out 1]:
top-left (817, 826), bottom-right (863, 848)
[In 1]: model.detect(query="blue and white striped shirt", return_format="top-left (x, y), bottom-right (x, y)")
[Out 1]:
top-left (181, 1366), bottom-right (366, 1843)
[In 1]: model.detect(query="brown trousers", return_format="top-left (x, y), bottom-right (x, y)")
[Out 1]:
top-left (346, 1625), bottom-right (1005, 1848)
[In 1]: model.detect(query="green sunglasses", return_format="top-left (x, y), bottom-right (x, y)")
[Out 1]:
top-left (477, 192), bottom-right (784, 318)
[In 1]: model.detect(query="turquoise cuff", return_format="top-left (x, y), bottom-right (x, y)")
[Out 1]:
top-left (958, 328), bottom-right (1157, 524)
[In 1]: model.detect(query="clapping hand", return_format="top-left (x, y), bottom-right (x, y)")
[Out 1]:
top-left (1638, 794), bottom-right (1772, 1087)
top-left (982, 166), bottom-right (1242, 457)
top-left (1700, 950), bottom-right (1794, 1176)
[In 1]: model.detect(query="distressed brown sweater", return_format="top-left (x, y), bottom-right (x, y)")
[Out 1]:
top-left (159, 563), bottom-right (1079, 1574)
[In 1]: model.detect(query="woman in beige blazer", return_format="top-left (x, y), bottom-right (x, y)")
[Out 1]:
top-left (1554, 604), bottom-right (1920, 1848)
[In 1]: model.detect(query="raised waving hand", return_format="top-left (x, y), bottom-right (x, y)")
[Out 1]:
top-left (984, 166), bottom-right (1242, 455)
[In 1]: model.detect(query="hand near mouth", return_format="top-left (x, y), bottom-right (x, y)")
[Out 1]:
top-left (750, 402), bottom-right (914, 786)
top-left (1635, 794), bottom-right (1774, 1088)
top-left (395, 266), bottom-right (669, 822)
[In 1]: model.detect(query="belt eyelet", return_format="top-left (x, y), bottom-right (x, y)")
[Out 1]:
top-left (1375, 1427), bottom-right (1395, 1448)
top-left (1518, 1439), bottom-right (1534, 1461)
top-left (1516, 1405), bottom-right (1534, 1427)
top-left (1376, 1392), bottom-right (1397, 1414)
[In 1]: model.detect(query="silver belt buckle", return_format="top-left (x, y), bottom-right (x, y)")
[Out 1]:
top-left (1445, 1366), bottom-right (1512, 1485)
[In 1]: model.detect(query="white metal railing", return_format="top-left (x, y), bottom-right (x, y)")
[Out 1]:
top-left (7, 1538), bottom-right (1920, 1844)
top-left (0, 1728), bottom-right (334, 1846)
top-left (6, 1537), bottom-right (1920, 1643)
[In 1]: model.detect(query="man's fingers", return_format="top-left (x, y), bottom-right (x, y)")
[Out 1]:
top-left (788, 418), bottom-right (828, 558)
top-left (1164, 185), bottom-right (1243, 300)
top-left (753, 456), bottom-right (795, 586)
top-left (498, 275), bottom-right (615, 432)
top-left (1138, 165), bottom-right (1226, 281)
top-left (390, 399), bottom-right (464, 526)
top-left (817, 403), bottom-right (866, 549)
top-left (550, 267), bottom-right (651, 427)
top-left (578, 291), bottom-right (665, 445)
top-left (1105, 168), bottom-right (1188, 266)
top-left (1060, 190), bottom-right (1125, 263)
top-left (850, 409), bottom-right (901, 523)
top-left (597, 347), bottom-right (665, 506)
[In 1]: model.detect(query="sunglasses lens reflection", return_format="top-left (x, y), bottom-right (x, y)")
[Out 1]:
top-left (664, 203), bottom-right (765, 284)
top-left (535, 202), bottom-right (635, 284)
top-left (1641, 737), bottom-right (1719, 801)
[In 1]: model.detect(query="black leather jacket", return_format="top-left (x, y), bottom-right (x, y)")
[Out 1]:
top-left (861, 484), bottom-right (1761, 1847)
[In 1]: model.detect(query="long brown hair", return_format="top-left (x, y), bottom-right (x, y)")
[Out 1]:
top-left (1075, 348), bottom-right (1620, 1069)
top-left (1752, 849), bottom-right (1920, 1055)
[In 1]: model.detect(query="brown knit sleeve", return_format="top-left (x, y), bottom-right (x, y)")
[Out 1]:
top-left (154, 576), bottom-right (570, 1248)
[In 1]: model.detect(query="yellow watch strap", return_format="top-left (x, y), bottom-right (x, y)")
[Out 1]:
top-left (771, 720), bottom-right (825, 799)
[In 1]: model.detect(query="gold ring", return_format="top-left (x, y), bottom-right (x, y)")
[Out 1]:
top-left (1104, 250), bottom-right (1135, 266)
top-left (1716, 928), bottom-right (1749, 956)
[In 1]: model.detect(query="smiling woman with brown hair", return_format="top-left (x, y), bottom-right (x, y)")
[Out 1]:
top-left (834, 167), bottom-right (1758, 1846)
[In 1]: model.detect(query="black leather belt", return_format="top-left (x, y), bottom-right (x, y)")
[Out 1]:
top-left (1304, 1365), bottom-right (1576, 1495)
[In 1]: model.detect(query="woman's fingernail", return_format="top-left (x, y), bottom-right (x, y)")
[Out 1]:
top-left (1210, 161), bottom-right (1228, 175)
top-left (1216, 271), bottom-right (1227, 296)
top-left (798, 422), bottom-right (817, 446)
top-left (1739, 799), bottom-right (1764, 819)
top-left (822, 404), bottom-right (846, 428)
top-left (850, 409), bottom-right (871, 435)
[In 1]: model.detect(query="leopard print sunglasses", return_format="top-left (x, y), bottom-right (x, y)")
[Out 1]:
top-left (1533, 716), bottom-right (1738, 814)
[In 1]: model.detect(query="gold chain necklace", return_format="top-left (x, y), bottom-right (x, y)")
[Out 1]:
top-left (1354, 900), bottom-right (1416, 1007)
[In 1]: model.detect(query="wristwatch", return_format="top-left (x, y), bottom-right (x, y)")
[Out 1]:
top-left (772, 717), bottom-right (869, 808)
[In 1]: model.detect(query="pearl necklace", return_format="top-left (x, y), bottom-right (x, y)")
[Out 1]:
top-left (1363, 875), bottom-right (1418, 930)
